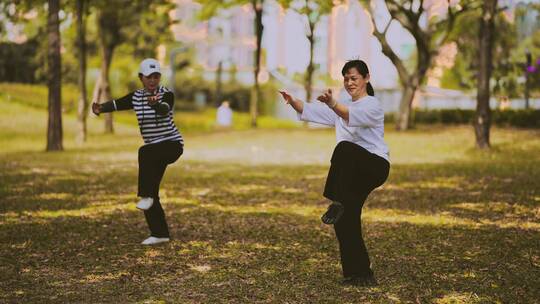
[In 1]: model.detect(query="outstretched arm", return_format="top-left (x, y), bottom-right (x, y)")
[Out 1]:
top-left (92, 92), bottom-right (134, 116)
top-left (280, 90), bottom-right (337, 126)
top-left (279, 91), bottom-right (303, 114)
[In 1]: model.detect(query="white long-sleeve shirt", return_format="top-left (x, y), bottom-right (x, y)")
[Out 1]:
top-left (299, 95), bottom-right (390, 162)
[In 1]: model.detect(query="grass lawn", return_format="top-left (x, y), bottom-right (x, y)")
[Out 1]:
top-left (0, 88), bottom-right (539, 303)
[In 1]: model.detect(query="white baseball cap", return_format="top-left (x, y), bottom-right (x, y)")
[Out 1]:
top-left (139, 58), bottom-right (161, 76)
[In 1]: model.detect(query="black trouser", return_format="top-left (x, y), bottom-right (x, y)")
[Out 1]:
top-left (138, 140), bottom-right (183, 238)
top-left (323, 141), bottom-right (390, 278)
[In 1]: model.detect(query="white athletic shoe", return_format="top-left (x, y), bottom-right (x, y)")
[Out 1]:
top-left (136, 197), bottom-right (154, 210)
top-left (141, 236), bottom-right (170, 245)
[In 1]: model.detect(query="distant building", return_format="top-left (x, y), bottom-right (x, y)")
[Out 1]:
top-left (170, 0), bottom-right (410, 89)
top-left (170, 0), bottom-right (256, 83)
top-left (169, 0), bottom-right (540, 114)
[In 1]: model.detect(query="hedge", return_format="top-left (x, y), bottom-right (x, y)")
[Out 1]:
top-left (385, 109), bottom-right (540, 128)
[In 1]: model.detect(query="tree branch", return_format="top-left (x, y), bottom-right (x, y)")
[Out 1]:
top-left (366, 4), bottom-right (410, 86)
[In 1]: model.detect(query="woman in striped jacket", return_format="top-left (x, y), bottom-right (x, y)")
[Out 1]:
top-left (92, 58), bottom-right (183, 246)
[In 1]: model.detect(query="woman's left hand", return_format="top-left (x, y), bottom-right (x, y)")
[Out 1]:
top-left (148, 94), bottom-right (159, 106)
top-left (91, 102), bottom-right (101, 115)
top-left (317, 89), bottom-right (336, 107)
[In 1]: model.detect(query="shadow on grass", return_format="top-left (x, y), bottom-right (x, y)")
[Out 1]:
top-left (1, 204), bottom-right (538, 303)
top-left (1, 130), bottom-right (539, 302)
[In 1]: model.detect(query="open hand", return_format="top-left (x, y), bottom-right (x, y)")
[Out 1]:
top-left (91, 102), bottom-right (101, 115)
top-left (316, 89), bottom-right (334, 106)
top-left (279, 90), bottom-right (293, 105)
top-left (147, 94), bottom-right (159, 106)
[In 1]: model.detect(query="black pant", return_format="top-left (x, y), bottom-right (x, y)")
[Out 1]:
top-left (323, 141), bottom-right (389, 278)
top-left (138, 140), bottom-right (183, 238)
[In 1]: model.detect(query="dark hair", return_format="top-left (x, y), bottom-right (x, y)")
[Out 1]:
top-left (341, 60), bottom-right (374, 96)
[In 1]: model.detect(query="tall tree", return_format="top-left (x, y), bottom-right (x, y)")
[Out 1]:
top-left (92, 0), bottom-right (175, 133)
top-left (196, 0), bottom-right (265, 127)
top-left (93, 6), bottom-right (118, 133)
top-left (361, 0), bottom-right (472, 130)
top-left (47, 0), bottom-right (63, 151)
top-left (251, 0), bottom-right (264, 127)
top-left (76, 0), bottom-right (88, 143)
top-left (441, 7), bottom-right (519, 98)
top-left (279, 0), bottom-right (334, 104)
top-left (1, 2), bottom-right (53, 85)
top-left (442, 1), bottom-right (532, 148)
top-left (475, 0), bottom-right (497, 149)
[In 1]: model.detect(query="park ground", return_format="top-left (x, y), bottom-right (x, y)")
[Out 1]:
top-left (0, 89), bottom-right (539, 303)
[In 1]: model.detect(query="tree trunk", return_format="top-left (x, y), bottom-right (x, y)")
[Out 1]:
top-left (76, 0), bottom-right (88, 143)
top-left (251, 0), bottom-right (263, 128)
top-left (395, 48), bottom-right (431, 130)
top-left (100, 44), bottom-right (114, 134)
top-left (474, 0), bottom-right (497, 149)
top-left (216, 61), bottom-right (223, 106)
top-left (46, 0), bottom-right (63, 151)
top-left (305, 23), bottom-right (315, 104)
top-left (91, 74), bottom-right (102, 113)
top-left (396, 84), bottom-right (417, 130)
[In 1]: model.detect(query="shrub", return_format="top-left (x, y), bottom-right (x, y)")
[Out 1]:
top-left (385, 109), bottom-right (540, 128)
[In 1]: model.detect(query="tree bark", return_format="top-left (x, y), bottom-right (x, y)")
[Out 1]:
top-left (396, 84), bottom-right (417, 130)
top-left (396, 49), bottom-right (431, 130)
top-left (100, 42), bottom-right (114, 134)
top-left (364, 1), bottom-right (468, 131)
top-left (305, 24), bottom-right (315, 104)
top-left (216, 61), bottom-right (223, 106)
top-left (96, 10), bottom-right (118, 134)
top-left (251, 0), bottom-right (263, 128)
top-left (474, 0), bottom-right (497, 149)
top-left (76, 0), bottom-right (88, 143)
top-left (46, 0), bottom-right (63, 151)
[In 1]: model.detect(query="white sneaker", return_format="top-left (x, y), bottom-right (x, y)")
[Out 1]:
top-left (136, 197), bottom-right (154, 210)
top-left (141, 236), bottom-right (170, 245)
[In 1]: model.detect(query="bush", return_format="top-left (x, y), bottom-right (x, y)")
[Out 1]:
top-left (493, 109), bottom-right (540, 128)
top-left (0, 38), bottom-right (44, 84)
top-left (385, 109), bottom-right (540, 128)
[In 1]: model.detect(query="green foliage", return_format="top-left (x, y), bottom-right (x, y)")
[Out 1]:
top-left (278, 0), bottom-right (335, 21)
top-left (0, 2), bottom-right (49, 83)
top-left (0, 38), bottom-right (43, 83)
top-left (386, 108), bottom-right (540, 128)
top-left (195, 0), bottom-right (230, 20)
top-left (0, 0), bottom-right (175, 87)
top-left (520, 30), bottom-right (540, 95)
top-left (443, 3), bottom-right (540, 97)
top-left (492, 109), bottom-right (540, 128)
top-left (91, 0), bottom-right (175, 54)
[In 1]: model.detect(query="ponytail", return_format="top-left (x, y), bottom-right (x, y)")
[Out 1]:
top-left (367, 82), bottom-right (374, 96)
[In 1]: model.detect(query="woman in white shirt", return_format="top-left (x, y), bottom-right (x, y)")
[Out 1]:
top-left (279, 60), bottom-right (390, 287)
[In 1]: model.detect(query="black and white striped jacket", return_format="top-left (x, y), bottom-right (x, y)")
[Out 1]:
top-left (100, 86), bottom-right (183, 145)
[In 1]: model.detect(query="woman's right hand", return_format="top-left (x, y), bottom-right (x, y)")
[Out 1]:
top-left (91, 102), bottom-right (101, 115)
top-left (279, 90), bottom-right (303, 114)
top-left (279, 90), bottom-right (293, 105)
